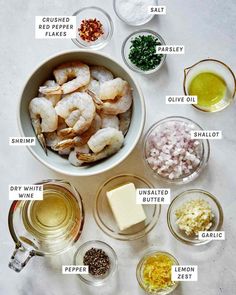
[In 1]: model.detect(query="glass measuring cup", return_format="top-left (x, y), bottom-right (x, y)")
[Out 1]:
top-left (183, 59), bottom-right (236, 112)
top-left (8, 179), bottom-right (84, 272)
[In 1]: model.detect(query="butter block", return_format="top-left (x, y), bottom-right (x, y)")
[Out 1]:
top-left (106, 183), bottom-right (146, 231)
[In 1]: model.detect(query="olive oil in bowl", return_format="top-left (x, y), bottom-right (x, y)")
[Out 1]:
top-left (184, 59), bottom-right (235, 112)
top-left (189, 72), bottom-right (227, 108)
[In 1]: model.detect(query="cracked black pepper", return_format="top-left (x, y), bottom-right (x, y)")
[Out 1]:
top-left (83, 247), bottom-right (110, 276)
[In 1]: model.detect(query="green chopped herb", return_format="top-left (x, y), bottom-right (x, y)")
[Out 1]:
top-left (128, 35), bottom-right (163, 71)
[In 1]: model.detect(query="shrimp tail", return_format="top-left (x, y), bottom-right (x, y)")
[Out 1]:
top-left (52, 139), bottom-right (74, 151)
top-left (77, 151), bottom-right (106, 163)
top-left (57, 128), bottom-right (78, 138)
top-left (87, 89), bottom-right (103, 105)
top-left (119, 108), bottom-right (132, 135)
top-left (39, 86), bottom-right (62, 95)
top-left (53, 136), bottom-right (84, 151)
top-left (38, 134), bottom-right (48, 155)
top-left (77, 145), bottom-right (119, 163)
top-left (31, 118), bottom-right (47, 155)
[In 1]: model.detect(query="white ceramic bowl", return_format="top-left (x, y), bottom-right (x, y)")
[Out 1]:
top-left (18, 50), bottom-right (145, 176)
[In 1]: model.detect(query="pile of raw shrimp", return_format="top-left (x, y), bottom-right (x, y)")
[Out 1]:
top-left (29, 62), bottom-right (133, 166)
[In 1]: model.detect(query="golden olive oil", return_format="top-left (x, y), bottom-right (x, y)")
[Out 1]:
top-left (188, 72), bottom-right (226, 107)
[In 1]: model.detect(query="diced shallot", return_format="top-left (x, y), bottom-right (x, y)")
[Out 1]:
top-left (145, 121), bottom-right (202, 180)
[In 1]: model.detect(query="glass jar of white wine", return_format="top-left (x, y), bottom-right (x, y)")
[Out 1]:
top-left (8, 179), bottom-right (84, 272)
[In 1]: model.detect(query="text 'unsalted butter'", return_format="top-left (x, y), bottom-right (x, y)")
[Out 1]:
top-left (136, 189), bottom-right (170, 204)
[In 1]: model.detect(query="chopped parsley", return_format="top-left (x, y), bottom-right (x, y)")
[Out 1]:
top-left (128, 35), bottom-right (163, 71)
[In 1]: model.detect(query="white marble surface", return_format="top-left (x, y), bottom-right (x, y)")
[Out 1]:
top-left (1, 0), bottom-right (236, 294)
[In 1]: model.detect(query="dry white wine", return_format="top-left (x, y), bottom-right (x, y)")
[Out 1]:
top-left (21, 183), bottom-right (82, 254)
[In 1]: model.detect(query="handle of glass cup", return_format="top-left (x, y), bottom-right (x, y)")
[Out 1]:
top-left (184, 59), bottom-right (205, 79)
top-left (183, 64), bottom-right (195, 94)
top-left (184, 65), bottom-right (193, 78)
top-left (9, 244), bottom-right (35, 272)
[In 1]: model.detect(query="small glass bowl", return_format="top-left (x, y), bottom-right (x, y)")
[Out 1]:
top-left (74, 240), bottom-right (117, 286)
top-left (167, 189), bottom-right (224, 246)
top-left (113, 0), bottom-right (157, 26)
top-left (122, 30), bottom-right (166, 74)
top-left (136, 250), bottom-right (179, 294)
top-left (183, 59), bottom-right (236, 112)
top-left (94, 174), bottom-right (161, 241)
top-left (143, 116), bottom-right (210, 184)
top-left (72, 7), bottom-right (114, 50)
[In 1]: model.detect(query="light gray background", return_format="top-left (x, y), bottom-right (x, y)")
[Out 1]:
top-left (0, 0), bottom-right (235, 294)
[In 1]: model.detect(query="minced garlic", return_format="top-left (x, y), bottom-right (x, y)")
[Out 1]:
top-left (142, 253), bottom-right (175, 292)
top-left (175, 198), bottom-right (214, 236)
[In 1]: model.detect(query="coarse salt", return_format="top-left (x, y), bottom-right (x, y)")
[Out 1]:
top-left (115, 0), bottom-right (156, 25)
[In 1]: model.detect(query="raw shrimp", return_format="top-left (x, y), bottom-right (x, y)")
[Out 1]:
top-left (53, 113), bottom-right (102, 151)
top-left (90, 66), bottom-right (113, 83)
top-left (78, 78), bottom-right (102, 104)
top-left (45, 132), bottom-right (60, 148)
top-left (29, 97), bottom-right (58, 153)
top-left (101, 114), bottom-right (119, 130)
top-left (53, 62), bottom-right (90, 94)
top-left (86, 78), bottom-right (104, 105)
top-left (57, 116), bottom-right (68, 131)
top-left (118, 108), bottom-right (132, 135)
top-left (45, 132), bottom-right (72, 155)
top-left (78, 127), bottom-right (124, 163)
top-left (55, 92), bottom-right (95, 137)
top-left (76, 145), bottom-right (90, 154)
top-left (76, 78), bottom-right (99, 94)
top-left (39, 80), bottom-right (62, 106)
top-left (87, 89), bottom-right (103, 106)
top-left (77, 79), bottom-right (102, 106)
top-left (58, 147), bottom-right (71, 156)
top-left (87, 127), bottom-right (123, 153)
top-left (100, 83), bottom-right (133, 115)
top-left (45, 93), bottom-right (61, 107)
top-left (88, 79), bottom-right (100, 96)
top-left (39, 80), bottom-right (61, 95)
top-left (64, 110), bottom-right (81, 127)
top-left (75, 77), bottom-right (99, 93)
top-left (69, 145), bottom-right (90, 167)
top-left (99, 78), bottom-right (128, 100)
top-left (40, 117), bottom-right (65, 151)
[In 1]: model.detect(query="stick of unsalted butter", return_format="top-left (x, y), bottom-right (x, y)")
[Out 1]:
top-left (106, 183), bottom-right (146, 231)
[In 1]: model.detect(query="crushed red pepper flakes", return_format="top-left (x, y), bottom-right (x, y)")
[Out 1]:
top-left (79, 18), bottom-right (104, 42)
